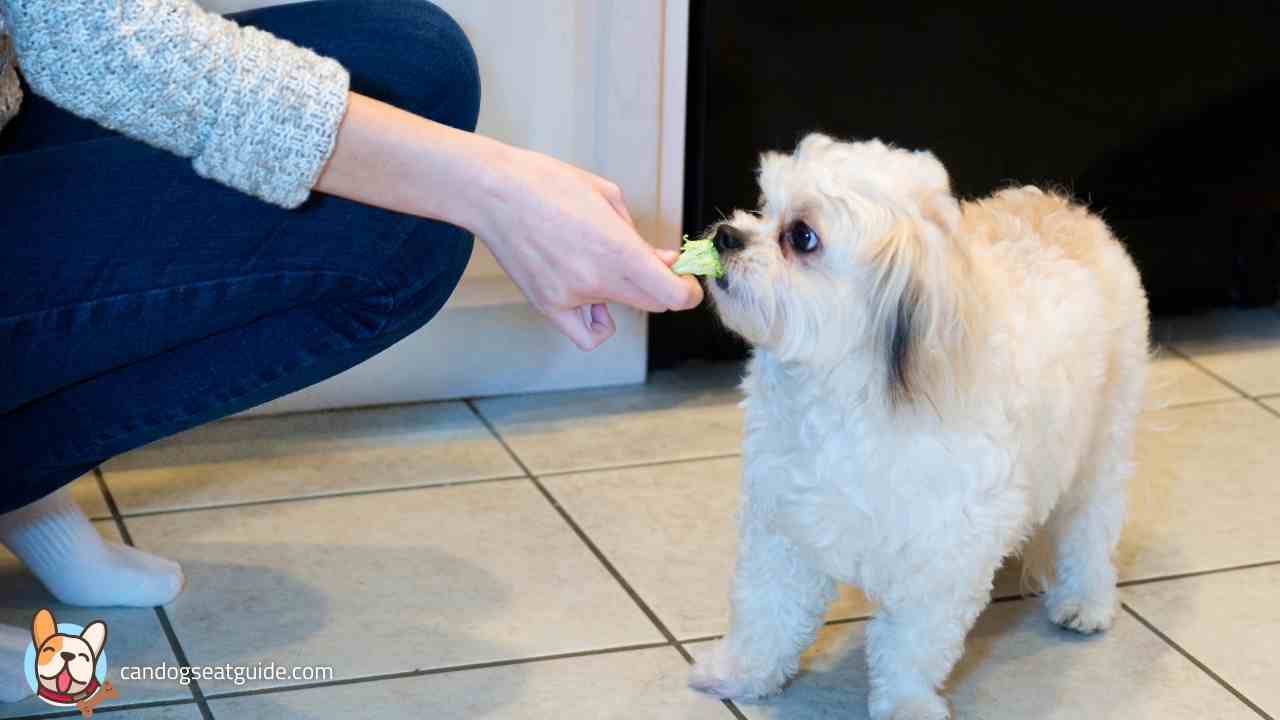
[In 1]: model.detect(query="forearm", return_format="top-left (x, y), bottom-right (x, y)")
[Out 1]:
top-left (315, 92), bottom-right (503, 236)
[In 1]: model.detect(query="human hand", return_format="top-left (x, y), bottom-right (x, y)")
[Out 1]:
top-left (314, 94), bottom-right (701, 350)
top-left (470, 144), bottom-right (703, 350)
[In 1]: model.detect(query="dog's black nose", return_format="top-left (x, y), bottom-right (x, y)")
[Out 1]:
top-left (60, 651), bottom-right (74, 661)
top-left (713, 225), bottom-right (745, 253)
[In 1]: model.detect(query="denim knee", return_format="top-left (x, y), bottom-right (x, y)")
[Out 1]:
top-left (355, 0), bottom-right (482, 132)
top-left (413, 1), bottom-right (481, 131)
top-left (362, 221), bottom-right (474, 344)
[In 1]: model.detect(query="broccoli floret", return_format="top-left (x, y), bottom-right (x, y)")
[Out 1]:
top-left (671, 234), bottom-right (725, 278)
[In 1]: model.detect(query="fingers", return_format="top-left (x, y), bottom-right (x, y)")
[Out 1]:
top-left (609, 277), bottom-right (670, 314)
top-left (549, 306), bottom-right (614, 351)
top-left (647, 249), bottom-right (704, 310)
top-left (589, 303), bottom-right (615, 334)
top-left (586, 174), bottom-right (701, 311)
top-left (626, 250), bottom-right (705, 311)
top-left (674, 274), bottom-right (705, 309)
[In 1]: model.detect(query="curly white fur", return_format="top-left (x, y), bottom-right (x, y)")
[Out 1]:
top-left (689, 134), bottom-right (1149, 720)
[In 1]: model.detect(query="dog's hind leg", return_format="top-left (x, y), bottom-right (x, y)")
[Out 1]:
top-left (689, 493), bottom-right (836, 700)
top-left (1044, 339), bottom-right (1145, 634)
top-left (1043, 428), bottom-right (1135, 632)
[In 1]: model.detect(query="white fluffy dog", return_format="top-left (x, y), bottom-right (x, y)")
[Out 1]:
top-left (689, 133), bottom-right (1149, 719)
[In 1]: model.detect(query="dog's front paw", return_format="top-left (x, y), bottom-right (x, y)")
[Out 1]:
top-left (870, 693), bottom-right (950, 720)
top-left (689, 642), bottom-right (787, 701)
top-left (1046, 590), bottom-right (1116, 634)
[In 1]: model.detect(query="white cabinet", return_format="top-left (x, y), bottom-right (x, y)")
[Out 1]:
top-left (200, 0), bottom-right (688, 413)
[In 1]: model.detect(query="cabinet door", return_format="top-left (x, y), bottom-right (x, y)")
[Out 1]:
top-left (198, 0), bottom-right (688, 412)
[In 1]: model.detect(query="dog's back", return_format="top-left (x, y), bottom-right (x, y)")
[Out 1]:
top-left (962, 186), bottom-right (1146, 317)
top-left (960, 185), bottom-right (1149, 525)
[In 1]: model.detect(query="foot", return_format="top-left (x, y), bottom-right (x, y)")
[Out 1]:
top-left (0, 489), bottom-right (184, 608)
top-left (0, 624), bottom-right (33, 702)
top-left (1046, 588), bottom-right (1116, 634)
top-left (689, 640), bottom-right (789, 701)
top-left (871, 692), bottom-right (951, 720)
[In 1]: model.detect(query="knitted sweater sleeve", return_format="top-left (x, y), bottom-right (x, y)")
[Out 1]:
top-left (0, 0), bottom-right (350, 208)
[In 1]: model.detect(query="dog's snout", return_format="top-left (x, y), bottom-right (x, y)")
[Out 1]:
top-left (713, 225), bottom-right (746, 253)
top-left (60, 651), bottom-right (74, 661)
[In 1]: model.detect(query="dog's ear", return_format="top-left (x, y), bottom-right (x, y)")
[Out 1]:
top-left (32, 608), bottom-right (57, 649)
top-left (80, 621), bottom-right (107, 659)
top-left (866, 215), bottom-right (971, 410)
top-left (907, 150), bottom-right (962, 234)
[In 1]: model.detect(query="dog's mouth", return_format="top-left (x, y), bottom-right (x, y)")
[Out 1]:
top-left (714, 274), bottom-right (729, 291)
top-left (40, 666), bottom-right (79, 694)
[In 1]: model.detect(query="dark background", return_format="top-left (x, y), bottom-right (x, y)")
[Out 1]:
top-left (652, 1), bottom-right (1280, 368)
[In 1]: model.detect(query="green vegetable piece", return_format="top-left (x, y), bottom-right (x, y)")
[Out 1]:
top-left (672, 234), bottom-right (725, 278)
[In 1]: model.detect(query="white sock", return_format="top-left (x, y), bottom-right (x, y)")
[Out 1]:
top-left (0, 488), bottom-right (184, 608)
top-left (0, 624), bottom-right (33, 702)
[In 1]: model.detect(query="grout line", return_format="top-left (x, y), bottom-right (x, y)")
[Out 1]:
top-left (722, 698), bottom-right (751, 719)
top-left (2, 698), bottom-right (201, 720)
top-left (526, 471), bottom-right (689, 657)
top-left (535, 452), bottom-right (743, 480)
top-left (1162, 346), bottom-right (1250, 397)
top-left (463, 400), bottom-right (695, 663)
top-left (149, 608), bottom-right (214, 720)
top-left (460, 404), bottom-right (530, 479)
top-left (105, 473), bottom-right (529, 520)
top-left (1122, 603), bottom-right (1274, 720)
top-left (1163, 346), bottom-right (1279, 418)
top-left (676, 558), bottom-right (1280, 641)
top-left (201, 641), bottom-right (676, 702)
top-left (97, 453), bottom-right (746, 524)
top-left (679, 634), bottom-right (724, 646)
top-left (1152, 395), bottom-right (1259, 412)
top-left (1255, 399), bottom-right (1280, 419)
top-left (1117, 559), bottom-right (1280, 589)
top-left (95, 469), bottom-right (215, 720)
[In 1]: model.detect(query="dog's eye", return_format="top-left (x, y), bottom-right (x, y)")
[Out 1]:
top-left (78, 653), bottom-right (90, 662)
top-left (39, 647), bottom-right (53, 655)
top-left (784, 221), bottom-right (820, 254)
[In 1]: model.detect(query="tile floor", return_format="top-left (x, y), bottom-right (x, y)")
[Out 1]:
top-left (1, 307), bottom-right (1278, 719)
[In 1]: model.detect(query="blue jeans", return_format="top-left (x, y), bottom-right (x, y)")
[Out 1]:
top-left (0, 0), bottom-right (480, 514)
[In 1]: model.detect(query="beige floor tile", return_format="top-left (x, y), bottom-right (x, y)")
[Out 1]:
top-left (1120, 400), bottom-right (1280, 580)
top-left (101, 402), bottom-right (521, 514)
top-left (207, 647), bottom-right (731, 719)
top-left (68, 472), bottom-right (111, 520)
top-left (473, 364), bottom-right (745, 475)
top-left (1156, 308), bottom-right (1280, 396)
top-left (0, 523), bottom-right (191, 718)
top-left (690, 599), bottom-right (1254, 719)
top-left (1145, 352), bottom-right (1241, 410)
top-left (123, 481), bottom-right (661, 693)
top-left (1123, 564), bottom-right (1280, 715)
top-left (1262, 396), bottom-right (1280, 414)
top-left (544, 457), bottom-right (872, 640)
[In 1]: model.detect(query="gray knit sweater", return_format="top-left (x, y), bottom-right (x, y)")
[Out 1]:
top-left (0, 1), bottom-right (349, 208)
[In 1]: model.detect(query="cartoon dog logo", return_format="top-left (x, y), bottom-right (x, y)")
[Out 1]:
top-left (28, 608), bottom-right (107, 707)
